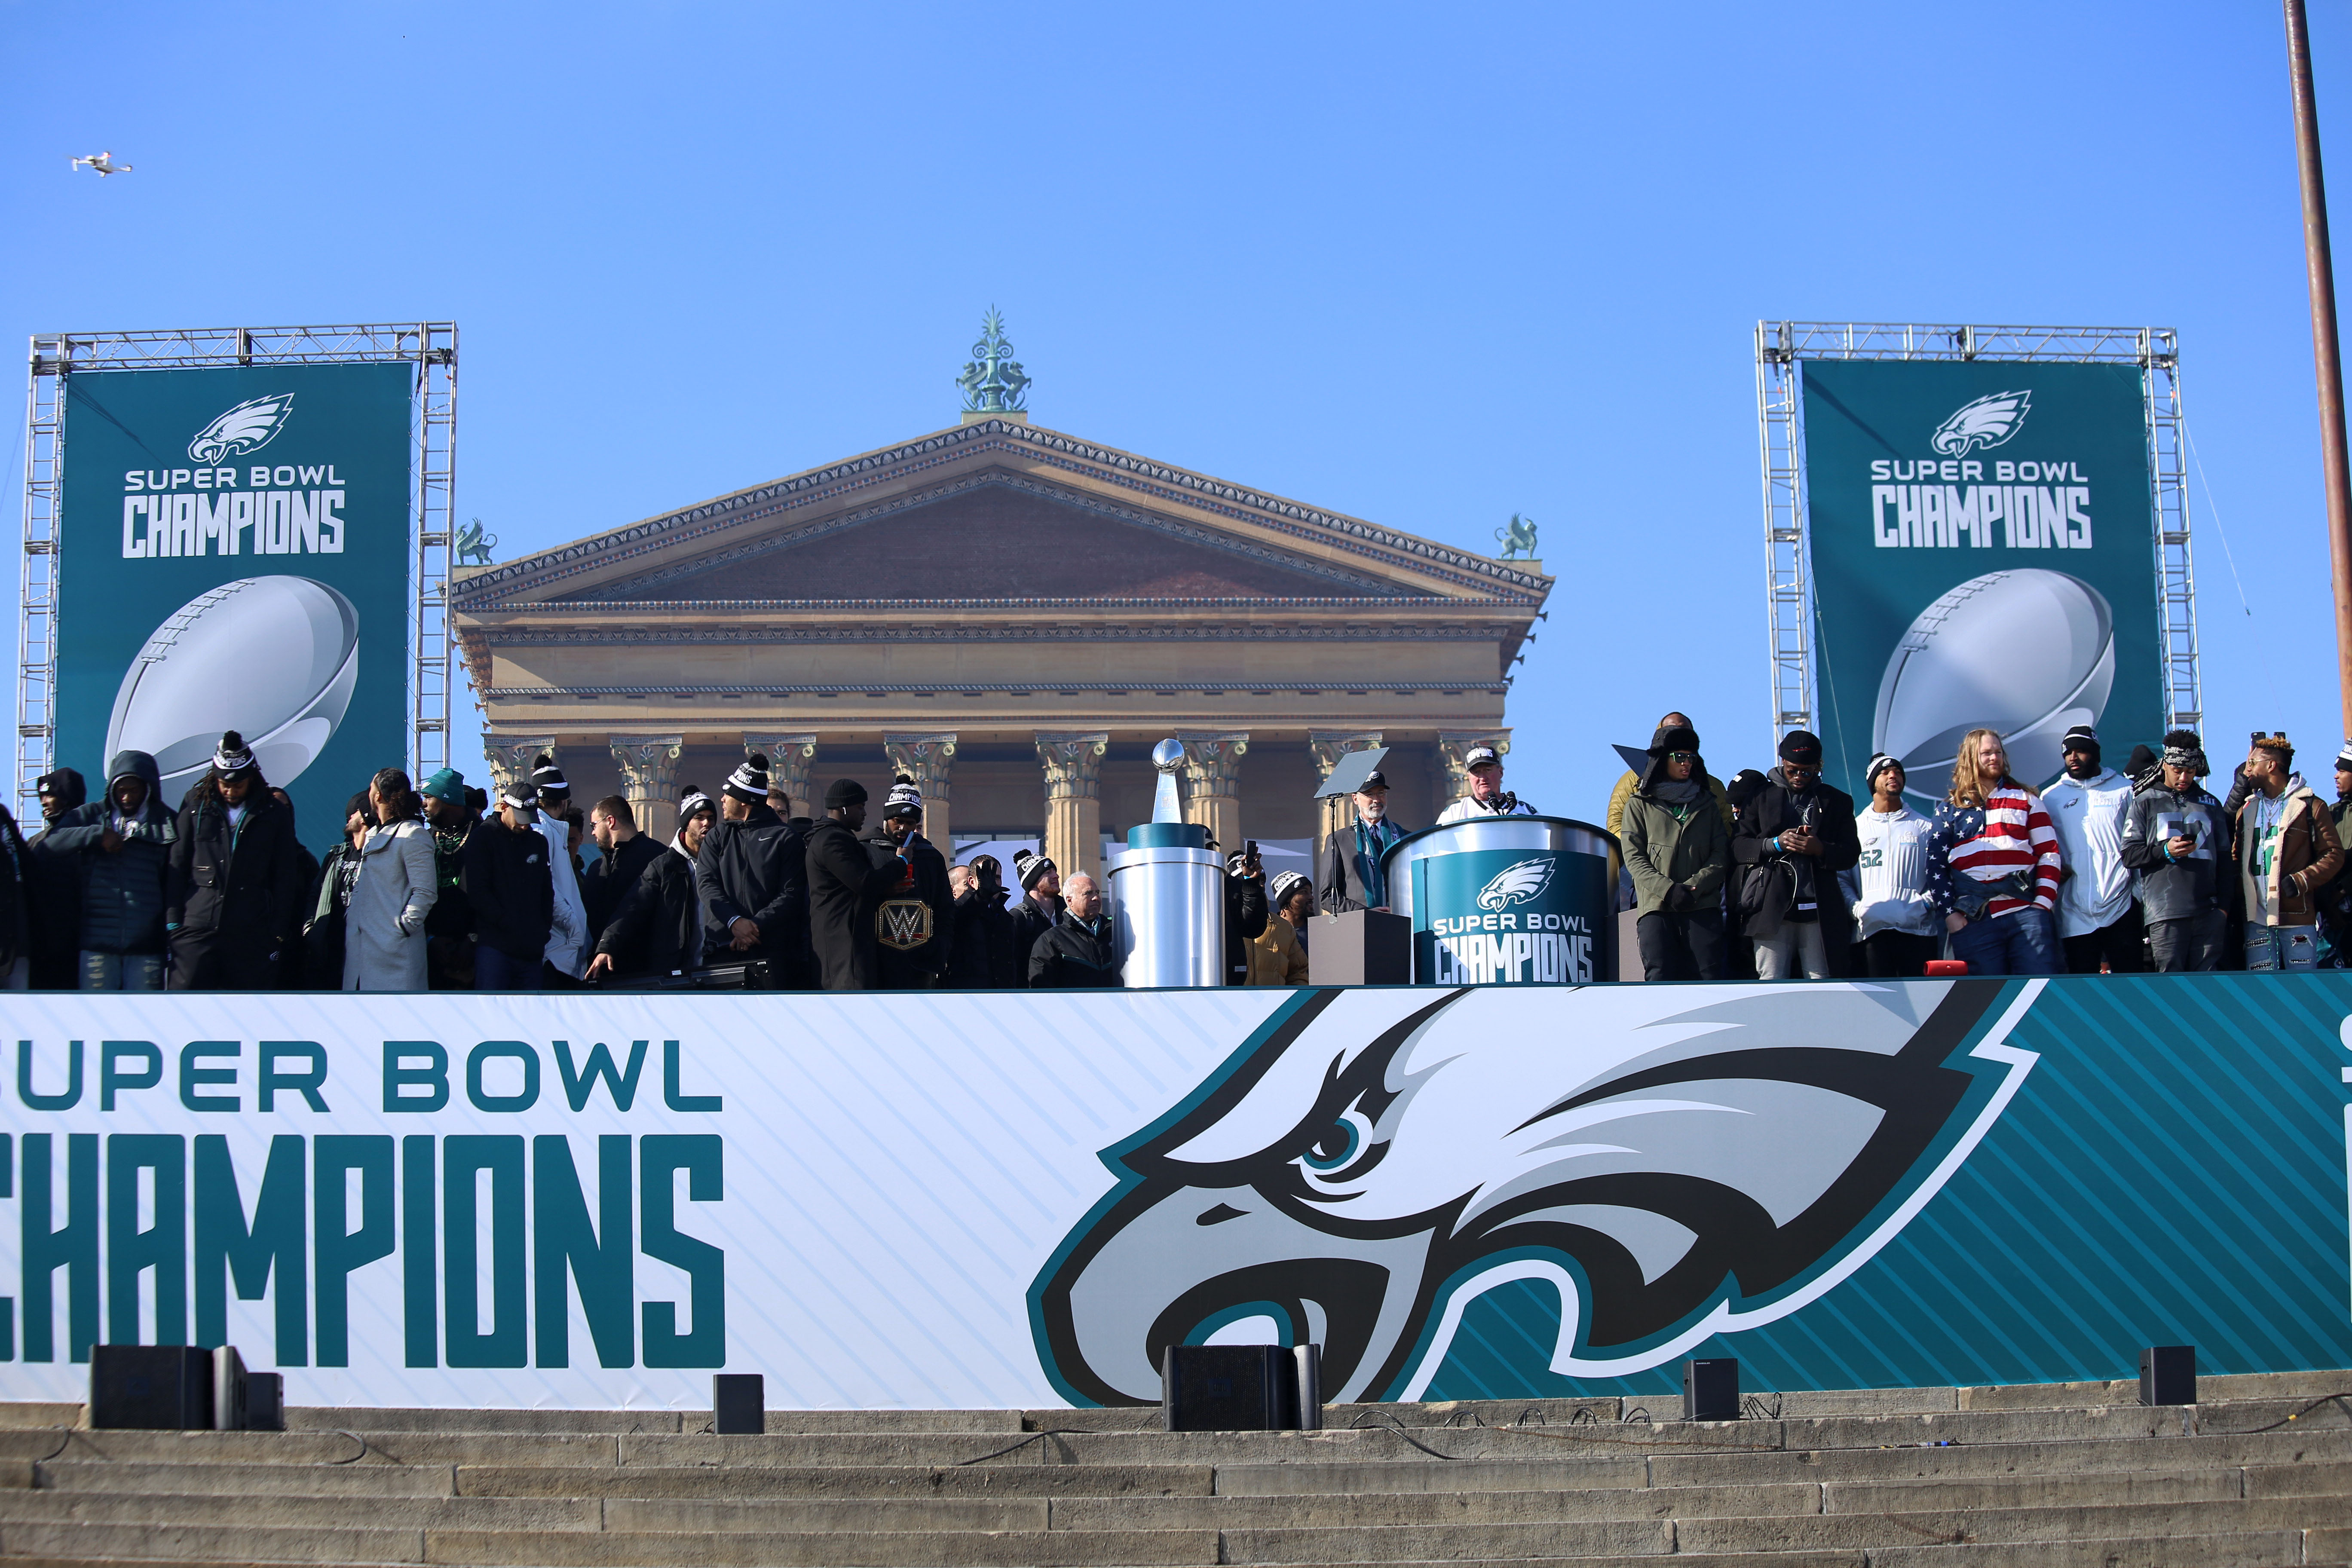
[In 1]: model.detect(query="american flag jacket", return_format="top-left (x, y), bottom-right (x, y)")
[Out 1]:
top-left (1924, 784), bottom-right (2062, 919)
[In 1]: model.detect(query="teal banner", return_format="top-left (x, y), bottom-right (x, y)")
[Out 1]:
top-left (56, 362), bottom-right (413, 851)
top-left (1799, 359), bottom-right (2163, 806)
top-left (1409, 846), bottom-right (1609, 984)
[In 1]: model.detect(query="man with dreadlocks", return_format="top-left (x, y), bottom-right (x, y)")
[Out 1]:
top-left (163, 731), bottom-right (306, 989)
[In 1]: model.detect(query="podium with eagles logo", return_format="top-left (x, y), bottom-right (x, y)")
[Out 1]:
top-left (1381, 816), bottom-right (1617, 985)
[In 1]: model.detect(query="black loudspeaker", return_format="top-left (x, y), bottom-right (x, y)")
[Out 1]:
top-left (244, 1372), bottom-right (284, 1432)
top-left (1161, 1344), bottom-right (1323, 1431)
top-left (713, 1373), bottom-right (765, 1434)
top-left (211, 1347), bottom-right (247, 1432)
top-left (2141, 1344), bottom-right (2196, 1406)
top-left (1683, 1357), bottom-right (1739, 1422)
top-left (91, 1346), bottom-right (213, 1430)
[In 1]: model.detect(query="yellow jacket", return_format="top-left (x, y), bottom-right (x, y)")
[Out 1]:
top-left (1248, 914), bottom-right (1311, 985)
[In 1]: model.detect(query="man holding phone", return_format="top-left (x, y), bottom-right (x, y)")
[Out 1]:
top-left (2119, 733), bottom-right (2230, 971)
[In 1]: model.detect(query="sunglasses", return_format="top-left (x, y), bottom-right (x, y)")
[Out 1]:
top-left (1666, 752), bottom-right (1697, 763)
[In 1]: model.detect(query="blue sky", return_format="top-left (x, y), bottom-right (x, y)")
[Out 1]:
top-left (4, 2), bottom-right (2349, 818)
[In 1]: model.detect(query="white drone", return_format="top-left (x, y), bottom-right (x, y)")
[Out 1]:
top-left (70, 150), bottom-right (131, 177)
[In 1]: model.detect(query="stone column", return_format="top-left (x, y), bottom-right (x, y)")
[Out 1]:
top-left (883, 733), bottom-right (958, 852)
top-left (745, 734), bottom-right (818, 818)
top-left (1035, 732), bottom-right (1110, 885)
top-left (484, 735), bottom-right (558, 802)
top-left (1177, 732), bottom-right (1248, 851)
top-left (1310, 730), bottom-right (1383, 868)
top-left (609, 735), bottom-right (684, 841)
top-left (1434, 730), bottom-right (1513, 816)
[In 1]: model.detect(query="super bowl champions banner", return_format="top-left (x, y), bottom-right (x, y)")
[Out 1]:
top-left (1800, 359), bottom-right (2165, 806)
top-left (0, 975), bottom-right (2345, 1409)
top-left (57, 362), bottom-right (413, 851)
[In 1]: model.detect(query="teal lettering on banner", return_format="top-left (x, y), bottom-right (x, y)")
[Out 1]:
top-left (554, 1040), bottom-right (648, 1112)
top-left (640, 1135), bottom-right (724, 1367)
top-left (467, 1043), bottom-right (539, 1113)
top-left (662, 1041), bottom-right (720, 1113)
top-left (194, 1134), bottom-right (307, 1365)
top-left (444, 1136), bottom-right (527, 1368)
top-left (534, 1135), bottom-right (634, 1368)
top-left (384, 1042), bottom-right (449, 1112)
top-left (259, 1042), bottom-right (328, 1112)
top-left (179, 1042), bottom-right (238, 1112)
top-left (99, 1041), bottom-right (161, 1111)
top-left (313, 1136), bottom-right (393, 1367)
top-left (107, 1134), bottom-right (186, 1345)
top-left (17, 1040), bottom-right (80, 1110)
top-left (402, 1135), bottom-right (435, 1368)
top-left (21, 1133), bottom-right (97, 1363)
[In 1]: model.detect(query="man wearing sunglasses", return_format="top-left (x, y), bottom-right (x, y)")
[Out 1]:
top-left (1731, 730), bottom-right (1861, 980)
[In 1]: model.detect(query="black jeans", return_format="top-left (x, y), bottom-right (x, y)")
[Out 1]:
top-left (1860, 928), bottom-right (1939, 978)
top-left (1637, 908), bottom-right (1725, 981)
top-left (2148, 909), bottom-right (2224, 972)
top-left (2062, 905), bottom-right (2146, 975)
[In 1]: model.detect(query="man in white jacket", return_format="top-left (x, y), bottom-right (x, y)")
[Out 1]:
top-left (2043, 725), bottom-right (2141, 974)
top-left (1840, 755), bottom-right (1939, 976)
top-left (530, 754), bottom-right (588, 982)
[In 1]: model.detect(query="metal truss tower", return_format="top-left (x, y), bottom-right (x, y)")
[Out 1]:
top-left (1754, 321), bottom-right (2198, 741)
top-left (16, 323), bottom-right (457, 818)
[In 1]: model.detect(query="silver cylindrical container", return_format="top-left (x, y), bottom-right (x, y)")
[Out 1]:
top-left (1106, 845), bottom-right (1224, 988)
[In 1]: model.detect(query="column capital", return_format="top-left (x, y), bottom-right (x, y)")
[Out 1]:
top-left (484, 735), bottom-right (558, 798)
top-left (1176, 732), bottom-right (1249, 793)
top-left (1308, 730), bottom-right (1383, 781)
top-left (609, 734), bottom-right (684, 767)
top-left (883, 732), bottom-right (958, 789)
top-left (609, 736), bottom-right (684, 839)
top-left (1035, 732), bottom-right (1110, 800)
top-left (746, 735), bottom-right (819, 817)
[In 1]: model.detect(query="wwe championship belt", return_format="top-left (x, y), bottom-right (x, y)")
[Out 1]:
top-left (876, 897), bottom-right (934, 951)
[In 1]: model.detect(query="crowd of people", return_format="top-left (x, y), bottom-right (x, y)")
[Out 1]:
top-left (1610, 711), bottom-right (2349, 980)
top-left (3, 717), bottom-right (2335, 993)
top-left (0, 738), bottom-right (1310, 994)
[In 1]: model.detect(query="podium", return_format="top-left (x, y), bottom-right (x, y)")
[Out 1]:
top-left (1307, 909), bottom-right (1412, 986)
top-left (1379, 815), bottom-right (1620, 985)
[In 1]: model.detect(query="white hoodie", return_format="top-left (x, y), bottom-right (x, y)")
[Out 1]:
top-left (1846, 806), bottom-right (1939, 938)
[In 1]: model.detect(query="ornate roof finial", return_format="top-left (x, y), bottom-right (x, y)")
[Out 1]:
top-left (957, 307), bottom-right (1031, 423)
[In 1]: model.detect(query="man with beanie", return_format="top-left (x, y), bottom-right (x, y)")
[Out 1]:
top-left (696, 753), bottom-right (810, 985)
top-left (1008, 848), bottom-right (1063, 983)
top-left (1620, 722), bottom-right (1730, 980)
top-left (163, 731), bottom-right (305, 989)
top-left (805, 778), bottom-right (901, 990)
top-left (528, 755), bottom-right (588, 983)
top-left (1731, 730), bottom-right (1860, 980)
top-left (2120, 734), bottom-right (2230, 971)
top-left (421, 768), bottom-right (478, 990)
top-left (2042, 725), bottom-right (2142, 974)
top-left (1839, 755), bottom-right (1939, 977)
top-left (27, 769), bottom-right (85, 990)
top-left (43, 749), bottom-right (176, 990)
top-left (1321, 768), bottom-right (1409, 912)
top-left (463, 783), bottom-right (555, 990)
top-left (860, 777), bottom-right (955, 988)
top-left (591, 787), bottom-right (718, 981)
top-left (2233, 733), bottom-right (2343, 972)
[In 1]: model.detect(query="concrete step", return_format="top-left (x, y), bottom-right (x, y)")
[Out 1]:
top-left (0, 1490), bottom-right (603, 1532)
top-left (286, 1406), bottom-right (1022, 1436)
top-left (431, 1524), bottom-right (1221, 1566)
top-left (1041, 1482), bottom-right (1822, 1531)
top-left (38, 1459), bottom-right (460, 1498)
top-left (454, 1460), bottom-right (1219, 1498)
top-left (0, 1427), bottom-right (623, 1468)
top-left (1654, 1425), bottom-right (2352, 1486)
top-left (1669, 1495), bottom-right (2352, 1555)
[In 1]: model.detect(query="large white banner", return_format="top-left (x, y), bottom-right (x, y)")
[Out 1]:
top-left (0, 979), bottom-right (2079, 1411)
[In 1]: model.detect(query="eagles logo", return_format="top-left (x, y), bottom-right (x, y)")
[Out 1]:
top-left (1030, 979), bottom-right (2039, 1405)
top-left (1929, 390), bottom-right (2031, 457)
top-left (187, 394), bottom-right (297, 465)
top-left (876, 898), bottom-right (934, 951)
top-left (1476, 857), bottom-right (1555, 911)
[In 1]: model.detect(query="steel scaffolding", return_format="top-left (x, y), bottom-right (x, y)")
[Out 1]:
top-left (15, 323), bottom-right (457, 819)
top-left (1753, 321), bottom-right (2198, 741)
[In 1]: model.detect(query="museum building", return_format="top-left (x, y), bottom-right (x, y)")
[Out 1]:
top-left (450, 377), bottom-right (1550, 882)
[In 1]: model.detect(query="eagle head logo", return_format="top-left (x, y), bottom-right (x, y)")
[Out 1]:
top-left (1030, 980), bottom-right (2040, 1406)
top-left (187, 394), bottom-right (296, 465)
top-left (1929, 390), bottom-right (2031, 457)
top-left (1476, 857), bottom-right (1555, 911)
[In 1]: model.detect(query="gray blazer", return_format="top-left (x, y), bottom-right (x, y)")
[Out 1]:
top-left (343, 820), bottom-right (439, 991)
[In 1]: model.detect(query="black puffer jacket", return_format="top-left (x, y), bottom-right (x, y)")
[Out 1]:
top-left (862, 830), bottom-right (955, 989)
top-left (947, 886), bottom-right (1019, 988)
top-left (1224, 873), bottom-right (1269, 986)
top-left (1007, 891), bottom-right (1063, 987)
top-left (597, 845), bottom-right (705, 978)
top-left (805, 816), bottom-right (900, 991)
top-left (43, 750), bottom-right (175, 956)
top-left (26, 768), bottom-right (84, 987)
top-left (1029, 910), bottom-right (1123, 989)
top-left (696, 805), bottom-right (809, 975)
top-left (463, 817), bottom-right (555, 963)
top-left (582, 832), bottom-right (664, 939)
top-left (166, 783), bottom-right (306, 988)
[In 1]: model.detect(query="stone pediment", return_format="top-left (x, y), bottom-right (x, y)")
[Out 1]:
top-left (451, 418), bottom-right (1549, 611)
top-left (561, 475), bottom-right (1409, 603)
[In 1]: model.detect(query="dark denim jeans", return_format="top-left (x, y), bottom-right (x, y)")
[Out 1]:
top-left (1946, 906), bottom-right (2061, 976)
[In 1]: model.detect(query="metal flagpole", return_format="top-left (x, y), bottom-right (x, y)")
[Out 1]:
top-left (2285, 0), bottom-right (2352, 736)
